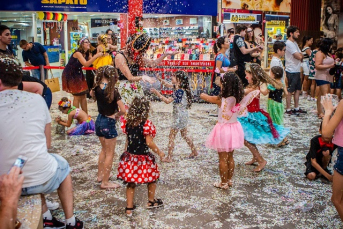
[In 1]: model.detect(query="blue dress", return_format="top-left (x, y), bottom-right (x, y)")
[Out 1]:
top-left (238, 96), bottom-right (290, 145)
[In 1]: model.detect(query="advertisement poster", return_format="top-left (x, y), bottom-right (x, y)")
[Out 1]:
top-left (44, 46), bottom-right (60, 63)
top-left (322, 0), bottom-right (340, 48)
top-left (70, 32), bottom-right (82, 55)
top-left (222, 0), bottom-right (290, 13)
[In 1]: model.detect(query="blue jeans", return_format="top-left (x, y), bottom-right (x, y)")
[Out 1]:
top-left (43, 87), bottom-right (52, 109)
top-left (32, 68), bottom-right (48, 80)
top-left (21, 154), bottom-right (70, 195)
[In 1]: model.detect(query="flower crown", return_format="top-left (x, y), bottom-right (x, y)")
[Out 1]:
top-left (58, 100), bottom-right (71, 108)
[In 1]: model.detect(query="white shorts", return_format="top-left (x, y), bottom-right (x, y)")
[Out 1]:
top-left (301, 62), bottom-right (310, 75)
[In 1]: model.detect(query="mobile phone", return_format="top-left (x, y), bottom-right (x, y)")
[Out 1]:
top-left (11, 155), bottom-right (28, 170)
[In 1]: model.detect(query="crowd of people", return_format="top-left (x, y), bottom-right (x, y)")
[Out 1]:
top-left (0, 22), bottom-right (343, 228)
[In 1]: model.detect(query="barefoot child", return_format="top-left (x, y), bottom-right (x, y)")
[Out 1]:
top-left (117, 97), bottom-right (165, 216)
top-left (200, 72), bottom-right (259, 189)
top-left (91, 65), bottom-right (126, 189)
top-left (239, 63), bottom-right (290, 172)
top-left (304, 122), bottom-right (335, 181)
top-left (151, 71), bottom-right (198, 162)
top-left (55, 97), bottom-right (95, 135)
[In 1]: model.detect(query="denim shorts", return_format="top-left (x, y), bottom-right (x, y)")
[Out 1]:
top-left (95, 114), bottom-right (118, 139)
top-left (316, 79), bottom-right (330, 86)
top-left (334, 147), bottom-right (343, 175)
top-left (43, 87), bottom-right (52, 109)
top-left (330, 76), bottom-right (342, 89)
top-left (21, 154), bottom-right (70, 195)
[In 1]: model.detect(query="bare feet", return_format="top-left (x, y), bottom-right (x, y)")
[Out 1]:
top-left (227, 180), bottom-right (233, 187)
top-left (213, 182), bottom-right (229, 190)
top-left (162, 156), bottom-right (172, 163)
top-left (97, 172), bottom-right (113, 183)
top-left (100, 182), bottom-right (120, 189)
top-left (245, 158), bottom-right (258, 165)
top-left (253, 160), bottom-right (267, 172)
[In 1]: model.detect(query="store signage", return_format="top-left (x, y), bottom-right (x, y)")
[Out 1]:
top-left (91, 19), bottom-right (118, 28)
top-left (44, 46), bottom-right (60, 63)
top-left (161, 60), bottom-right (215, 67)
top-left (41, 0), bottom-right (87, 5)
top-left (229, 13), bottom-right (257, 23)
top-left (266, 20), bottom-right (286, 27)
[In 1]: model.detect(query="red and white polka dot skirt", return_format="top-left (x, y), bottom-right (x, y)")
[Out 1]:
top-left (117, 151), bottom-right (160, 184)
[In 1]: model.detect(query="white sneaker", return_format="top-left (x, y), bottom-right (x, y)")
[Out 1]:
top-left (46, 199), bottom-right (59, 210)
top-left (307, 95), bottom-right (311, 101)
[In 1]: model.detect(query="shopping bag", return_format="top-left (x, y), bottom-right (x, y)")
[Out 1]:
top-left (45, 77), bottom-right (60, 92)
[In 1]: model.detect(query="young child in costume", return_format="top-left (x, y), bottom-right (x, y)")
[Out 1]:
top-left (151, 71), bottom-right (198, 162)
top-left (117, 97), bottom-right (165, 216)
top-left (305, 122), bottom-right (336, 181)
top-left (55, 97), bottom-right (95, 135)
top-left (93, 34), bottom-right (116, 69)
top-left (267, 66), bottom-right (288, 126)
top-left (239, 63), bottom-right (290, 172)
top-left (91, 65), bottom-right (126, 189)
top-left (200, 72), bottom-right (259, 189)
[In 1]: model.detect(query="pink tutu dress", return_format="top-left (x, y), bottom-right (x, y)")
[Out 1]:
top-left (206, 90), bottom-right (260, 152)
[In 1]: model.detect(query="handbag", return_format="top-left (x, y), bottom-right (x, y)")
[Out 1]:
top-left (44, 70), bottom-right (60, 92)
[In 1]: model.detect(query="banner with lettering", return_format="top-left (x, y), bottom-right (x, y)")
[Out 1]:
top-left (222, 0), bottom-right (290, 13)
top-left (0, 0), bottom-right (128, 12)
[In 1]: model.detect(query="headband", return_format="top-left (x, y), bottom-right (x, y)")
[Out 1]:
top-left (58, 100), bottom-right (71, 108)
top-left (79, 37), bottom-right (88, 45)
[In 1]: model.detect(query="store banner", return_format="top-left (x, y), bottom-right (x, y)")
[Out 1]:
top-left (70, 32), bottom-right (82, 55)
top-left (222, 0), bottom-right (290, 13)
top-left (91, 18), bottom-right (118, 28)
top-left (223, 13), bottom-right (261, 24)
top-left (322, 0), bottom-right (340, 48)
top-left (143, 0), bottom-right (217, 16)
top-left (0, 0), bottom-right (128, 13)
top-left (160, 60), bottom-right (214, 67)
top-left (44, 46), bottom-right (60, 63)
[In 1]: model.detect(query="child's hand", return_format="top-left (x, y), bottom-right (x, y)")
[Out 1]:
top-left (321, 94), bottom-right (335, 114)
top-left (142, 75), bottom-right (156, 84)
top-left (55, 117), bottom-right (61, 123)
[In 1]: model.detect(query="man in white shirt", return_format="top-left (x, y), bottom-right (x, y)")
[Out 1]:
top-left (0, 56), bottom-right (83, 229)
top-left (285, 26), bottom-right (306, 115)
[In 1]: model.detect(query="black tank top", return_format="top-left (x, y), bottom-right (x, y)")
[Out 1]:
top-left (116, 52), bottom-right (140, 81)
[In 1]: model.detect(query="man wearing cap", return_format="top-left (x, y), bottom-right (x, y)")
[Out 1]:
top-left (20, 40), bottom-right (49, 80)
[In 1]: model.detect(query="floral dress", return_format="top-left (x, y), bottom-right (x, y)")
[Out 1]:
top-left (116, 52), bottom-right (144, 106)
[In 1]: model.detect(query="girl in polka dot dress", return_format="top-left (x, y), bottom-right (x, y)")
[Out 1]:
top-left (117, 97), bottom-right (165, 217)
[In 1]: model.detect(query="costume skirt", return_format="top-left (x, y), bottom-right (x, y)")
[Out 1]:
top-left (267, 99), bottom-right (284, 125)
top-left (117, 151), bottom-right (160, 184)
top-left (116, 80), bottom-right (144, 107)
top-left (206, 121), bottom-right (244, 152)
top-left (68, 117), bottom-right (95, 135)
top-left (92, 55), bottom-right (113, 69)
top-left (62, 68), bottom-right (88, 95)
top-left (238, 110), bottom-right (289, 145)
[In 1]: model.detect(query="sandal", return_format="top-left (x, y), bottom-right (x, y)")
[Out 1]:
top-left (125, 205), bottom-right (136, 217)
top-left (213, 182), bottom-right (229, 190)
top-left (147, 199), bottom-right (164, 209)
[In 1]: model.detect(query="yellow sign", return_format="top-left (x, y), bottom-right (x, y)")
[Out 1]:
top-left (230, 13), bottom-right (257, 22)
top-left (266, 20), bottom-right (286, 27)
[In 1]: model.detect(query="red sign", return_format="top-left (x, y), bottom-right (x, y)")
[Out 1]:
top-left (160, 60), bottom-right (215, 67)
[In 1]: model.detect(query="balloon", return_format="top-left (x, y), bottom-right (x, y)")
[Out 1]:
top-left (46, 12), bottom-right (51, 20)
top-left (43, 12), bottom-right (47, 20)
top-left (63, 14), bottom-right (68, 21)
top-left (54, 13), bottom-right (59, 20)
top-left (37, 12), bottom-right (44, 20)
top-left (57, 13), bottom-right (63, 21)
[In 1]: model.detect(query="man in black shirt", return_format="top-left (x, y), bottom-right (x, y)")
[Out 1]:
top-left (233, 25), bottom-right (261, 86)
top-left (0, 25), bottom-right (14, 57)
